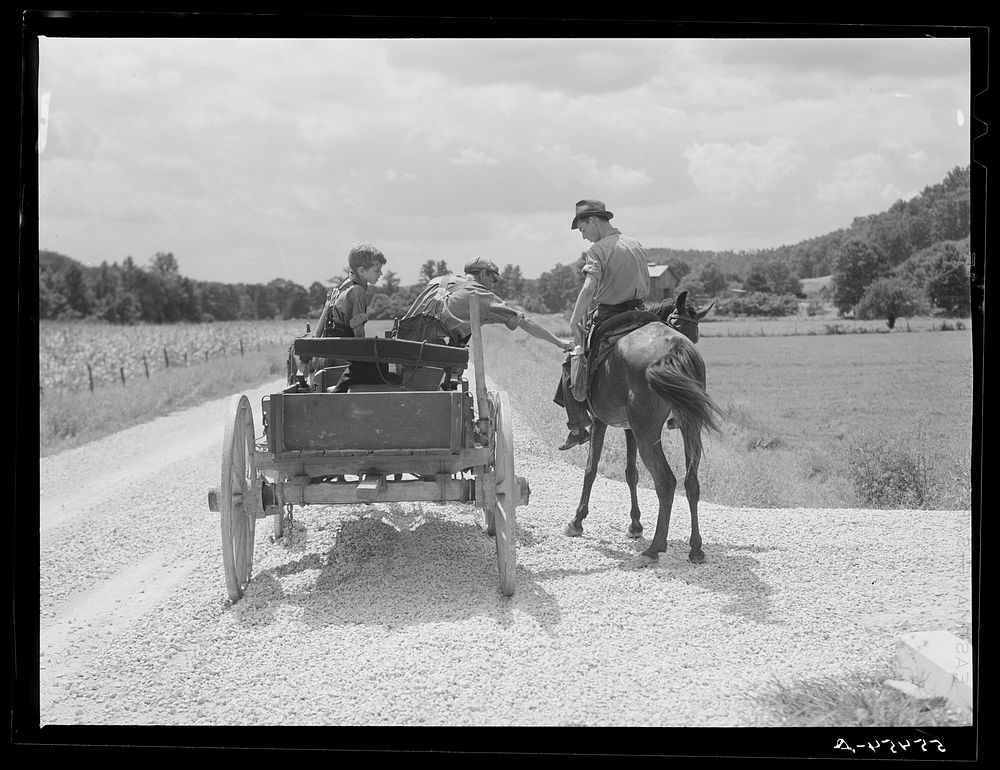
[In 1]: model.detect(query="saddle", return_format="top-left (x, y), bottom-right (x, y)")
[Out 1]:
top-left (571, 309), bottom-right (662, 401)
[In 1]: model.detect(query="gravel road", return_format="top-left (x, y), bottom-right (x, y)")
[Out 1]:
top-left (37, 374), bottom-right (972, 731)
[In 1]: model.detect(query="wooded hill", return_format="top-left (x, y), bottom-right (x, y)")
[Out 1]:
top-left (36, 165), bottom-right (970, 323)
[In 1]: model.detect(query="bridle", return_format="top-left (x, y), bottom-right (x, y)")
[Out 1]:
top-left (666, 312), bottom-right (700, 344)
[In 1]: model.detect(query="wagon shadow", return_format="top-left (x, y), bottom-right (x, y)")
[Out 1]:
top-left (239, 515), bottom-right (565, 633)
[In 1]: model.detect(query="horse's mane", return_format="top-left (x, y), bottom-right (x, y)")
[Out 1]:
top-left (645, 298), bottom-right (677, 323)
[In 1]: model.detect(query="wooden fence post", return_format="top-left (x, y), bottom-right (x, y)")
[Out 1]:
top-left (87, 363), bottom-right (94, 393)
top-left (163, 348), bottom-right (170, 368)
top-left (120, 367), bottom-right (126, 387)
top-left (142, 354), bottom-right (150, 378)
top-left (240, 339), bottom-right (245, 356)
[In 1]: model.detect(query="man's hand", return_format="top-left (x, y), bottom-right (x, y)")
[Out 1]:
top-left (558, 338), bottom-right (575, 352)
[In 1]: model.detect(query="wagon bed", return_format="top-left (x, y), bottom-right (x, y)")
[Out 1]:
top-left (208, 301), bottom-right (527, 602)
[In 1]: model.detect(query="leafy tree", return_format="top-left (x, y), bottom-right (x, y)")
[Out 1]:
top-left (308, 281), bottom-right (329, 311)
top-left (698, 262), bottom-right (728, 296)
top-left (743, 264), bottom-right (772, 293)
top-left (670, 259), bottom-right (691, 280)
top-left (150, 251), bottom-right (179, 274)
top-left (378, 269), bottom-right (401, 296)
top-left (925, 243), bottom-right (971, 316)
top-left (418, 259), bottom-right (449, 284)
top-left (855, 277), bottom-right (922, 329)
top-left (199, 282), bottom-right (240, 321)
top-left (535, 261), bottom-right (583, 313)
top-left (765, 261), bottom-right (801, 296)
top-left (832, 239), bottom-right (883, 315)
top-left (501, 264), bottom-right (526, 299)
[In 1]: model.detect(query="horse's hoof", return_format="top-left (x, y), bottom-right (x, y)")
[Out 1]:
top-left (626, 523), bottom-right (643, 539)
top-left (563, 522), bottom-right (583, 537)
top-left (633, 553), bottom-right (659, 569)
top-left (689, 549), bottom-right (706, 564)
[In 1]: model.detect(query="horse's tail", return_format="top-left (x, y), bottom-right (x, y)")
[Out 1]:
top-left (646, 356), bottom-right (725, 437)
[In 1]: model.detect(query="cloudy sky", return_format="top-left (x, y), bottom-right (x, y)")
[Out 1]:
top-left (35, 30), bottom-right (974, 287)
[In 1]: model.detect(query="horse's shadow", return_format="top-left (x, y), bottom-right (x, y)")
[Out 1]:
top-left (575, 533), bottom-right (777, 623)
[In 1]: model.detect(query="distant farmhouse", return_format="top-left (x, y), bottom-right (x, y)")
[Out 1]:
top-left (646, 263), bottom-right (681, 302)
top-left (799, 274), bottom-right (834, 299)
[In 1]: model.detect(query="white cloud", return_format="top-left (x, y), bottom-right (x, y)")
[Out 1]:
top-left (683, 138), bottom-right (805, 200)
top-left (814, 154), bottom-right (904, 206)
top-left (449, 148), bottom-right (500, 166)
top-left (34, 36), bottom-right (974, 286)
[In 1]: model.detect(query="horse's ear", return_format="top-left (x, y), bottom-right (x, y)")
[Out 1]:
top-left (675, 290), bottom-right (688, 314)
top-left (697, 300), bottom-right (715, 320)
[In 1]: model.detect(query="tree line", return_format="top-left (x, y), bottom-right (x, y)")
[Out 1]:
top-left (38, 165), bottom-right (972, 326)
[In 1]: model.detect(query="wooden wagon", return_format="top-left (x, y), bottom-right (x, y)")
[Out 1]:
top-left (207, 302), bottom-right (529, 602)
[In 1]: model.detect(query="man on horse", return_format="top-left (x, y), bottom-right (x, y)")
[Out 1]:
top-left (556, 199), bottom-right (650, 450)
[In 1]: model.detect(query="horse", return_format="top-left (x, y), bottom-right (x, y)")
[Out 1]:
top-left (563, 291), bottom-right (724, 567)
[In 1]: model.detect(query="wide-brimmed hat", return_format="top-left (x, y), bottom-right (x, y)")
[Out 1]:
top-left (571, 199), bottom-right (614, 229)
top-left (464, 257), bottom-right (502, 281)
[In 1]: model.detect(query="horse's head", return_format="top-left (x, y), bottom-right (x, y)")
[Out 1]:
top-left (664, 290), bottom-right (714, 344)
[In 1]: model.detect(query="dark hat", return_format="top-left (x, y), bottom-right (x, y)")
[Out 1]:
top-left (464, 257), bottom-right (502, 281)
top-left (571, 199), bottom-right (614, 229)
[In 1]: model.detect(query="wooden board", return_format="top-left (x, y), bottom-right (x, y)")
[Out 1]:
top-left (294, 336), bottom-right (469, 369)
top-left (268, 390), bottom-right (471, 452)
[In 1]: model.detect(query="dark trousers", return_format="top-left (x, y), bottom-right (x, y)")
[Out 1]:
top-left (552, 300), bottom-right (644, 431)
top-left (329, 324), bottom-right (388, 392)
top-left (553, 357), bottom-right (591, 432)
top-left (332, 360), bottom-right (389, 391)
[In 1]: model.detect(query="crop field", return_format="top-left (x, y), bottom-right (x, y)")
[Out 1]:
top-left (38, 319), bottom-right (317, 393)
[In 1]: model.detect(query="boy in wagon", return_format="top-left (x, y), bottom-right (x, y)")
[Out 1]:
top-left (314, 242), bottom-right (389, 393)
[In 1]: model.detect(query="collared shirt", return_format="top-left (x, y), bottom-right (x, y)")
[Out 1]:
top-left (582, 227), bottom-right (650, 306)
top-left (317, 276), bottom-right (368, 336)
top-left (403, 274), bottom-right (524, 338)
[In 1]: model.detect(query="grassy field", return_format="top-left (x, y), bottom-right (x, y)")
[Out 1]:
top-left (482, 314), bottom-right (974, 511)
top-left (38, 315), bottom-right (975, 512)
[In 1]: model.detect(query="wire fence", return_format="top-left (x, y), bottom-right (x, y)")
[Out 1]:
top-left (39, 320), bottom-right (312, 396)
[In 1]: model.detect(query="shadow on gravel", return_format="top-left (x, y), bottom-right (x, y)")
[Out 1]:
top-left (231, 515), bottom-right (564, 633)
top-left (666, 541), bottom-right (777, 623)
top-left (561, 533), bottom-right (778, 623)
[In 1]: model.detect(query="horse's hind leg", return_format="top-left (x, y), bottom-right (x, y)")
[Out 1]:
top-left (632, 418), bottom-right (677, 564)
top-left (564, 420), bottom-right (607, 537)
top-left (624, 429), bottom-right (642, 538)
top-left (682, 426), bottom-right (705, 564)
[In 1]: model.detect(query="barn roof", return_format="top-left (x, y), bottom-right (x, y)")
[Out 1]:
top-left (799, 275), bottom-right (834, 295)
top-left (647, 263), bottom-right (677, 278)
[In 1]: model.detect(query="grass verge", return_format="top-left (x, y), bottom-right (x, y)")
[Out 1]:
top-left (750, 667), bottom-right (972, 727)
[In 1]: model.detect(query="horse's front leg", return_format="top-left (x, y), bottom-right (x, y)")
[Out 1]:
top-left (624, 429), bottom-right (642, 539)
top-left (563, 420), bottom-right (608, 537)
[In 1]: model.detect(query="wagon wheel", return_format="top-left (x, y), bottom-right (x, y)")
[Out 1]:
top-left (219, 395), bottom-right (258, 602)
top-left (489, 391), bottom-right (517, 597)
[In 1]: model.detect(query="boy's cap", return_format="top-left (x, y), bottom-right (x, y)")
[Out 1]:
top-left (571, 199), bottom-right (614, 229)
top-left (464, 258), bottom-right (501, 280)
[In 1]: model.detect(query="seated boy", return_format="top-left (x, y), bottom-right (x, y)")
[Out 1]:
top-left (314, 243), bottom-right (389, 393)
